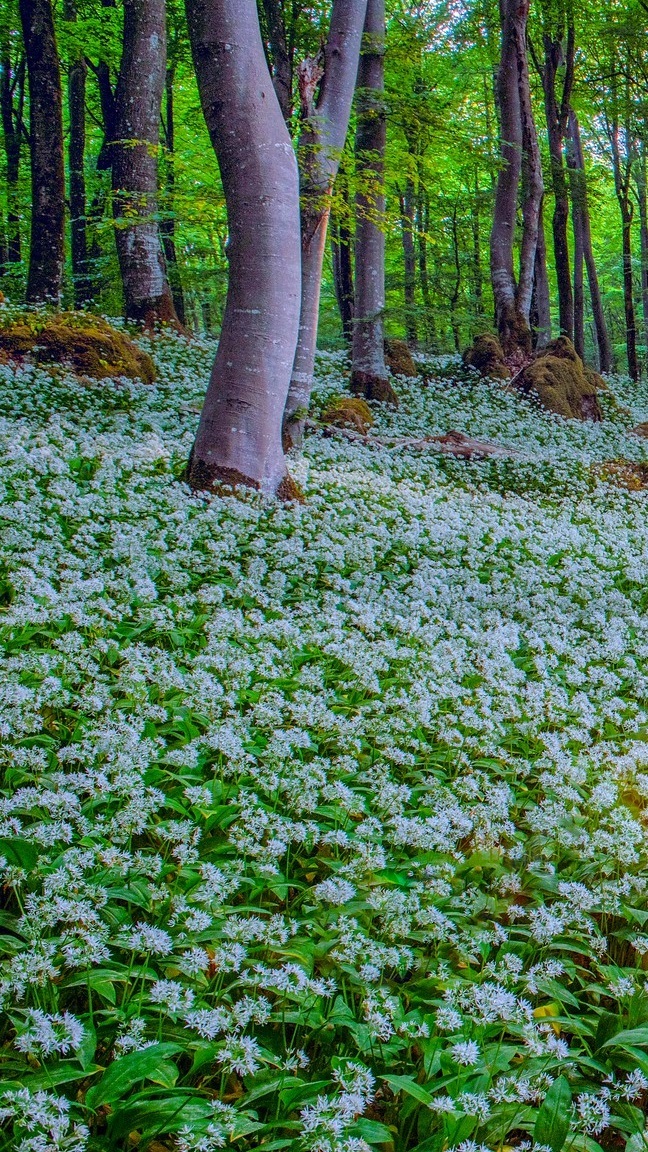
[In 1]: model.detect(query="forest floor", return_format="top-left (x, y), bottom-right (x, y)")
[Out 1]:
top-left (4, 331), bottom-right (648, 1151)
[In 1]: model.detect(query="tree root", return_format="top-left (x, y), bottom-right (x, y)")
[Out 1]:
top-left (310, 421), bottom-right (517, 459)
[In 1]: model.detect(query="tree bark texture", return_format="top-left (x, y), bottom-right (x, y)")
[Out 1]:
top-left (489, 0), bottom-right (540, 357)
top-left (417, 191), bottom-right (437, 349)
top-left (566, 109), bottom-right (612, 373)
top-left (0, 51), bottom-right (25, 269)
top-left (185, 0), bottom-right (302, 497)
top-left (111, 0), bottom-right (178, 327)
top-left (606, 84), bottom-right (637, 380)
top-left (351, 0), bottom-right (395, 402)
top-left (636, 140), bottom-right (648, 370)
top-left (19, 0), bottom-right (65, 303)
top-left (283, 0), bottom-right (368, 446)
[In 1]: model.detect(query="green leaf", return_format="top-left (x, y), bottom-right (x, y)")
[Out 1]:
top-left (0, 838), bottom-right (38, 871)
top-left (382, 1074), bottom-right (434, 1106)
top-left (107, 1094), bottom-right (215, 1141)
top-left (534, 1076), bottom-right (572, 1152)
top-left (352, 1117), bottom-right (394, 1143)
top-left (85, 1043), bottom-right (182, 1110)
top-left (604, 1028), bottom-right (648, 1048)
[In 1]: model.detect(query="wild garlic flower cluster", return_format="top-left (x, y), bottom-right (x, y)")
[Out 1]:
top-left (3, 332), bottom-right (648, 1149)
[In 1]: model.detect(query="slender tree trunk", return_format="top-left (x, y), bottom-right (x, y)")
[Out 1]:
top-left (0, 53), bottom-right (25, 270)
top-left (351, 0), bottom-right (395, 402)
top-left (417, 190), bottom-right (436, 349)
top-left (65, 0), bottom-right (92, 306)
top-left (566, 109), bottom-right (612, 372)
top-left (19, 0), bottom-right (65, 303)
top-left (399, 177), bottom-right (417, 345)
top-left (636, 139), bottom-right (648, 369)
top-left (111, 0), bottom-right (178, 327)
top-left (283, 0), bottom-right (368, 447)
top-left (621, 207), bottom-right (638, 381)
top-left (260, 0), bottom-right (293, 123)
top-left (331, 176), bottom-right (354, 342)
top-left (572, 190), bottom-right (585, 360)
top-left (160, 66), bottom-right (186, 327)
top-left (490, 0), bottom-right (534, 355)
top-left (472, 167), bottom-right (484, 318)
top-left (450, 203), bottom-right (461, 352)
top-left (539, 28), bottom-right (574, 338)
top-left (185, 0), bottom-right (301, 497)
top-left (533, 196), bottom-right (551, 349)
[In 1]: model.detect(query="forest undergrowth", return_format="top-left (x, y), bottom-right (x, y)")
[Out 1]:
top-left (5, 328), bottom-right (648, 1152)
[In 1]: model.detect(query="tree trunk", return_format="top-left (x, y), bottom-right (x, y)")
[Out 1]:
top-left (0, 52), bottom-right (25, 270)
top-left (331, 174), bottom-right (354, 342)
top-left (283, 0), bottom-right (368, 447)
top-left (259, 0), bottom-right (293, 123)
top-left (517, 19), bottom-right (544, 331)
top-left (185, 0), bottom-right (302, 497)
top-left (111, 0), bottom-right (178, 327)
top-left (636, 139), bottom-right (648, 370)
top-left (19, 0), bottom-right (65, 303)
top-left (489, 0), bottom-right (533, 355)
top-left (65, 0), bottom-right (92, 306)
top-left (417, 190), bottom-right (437, 350)
top-left (533, 196), bottom-right (551, 349)
top-left (351, 0), bottom-right (395, 402)
top-left (472, 167), bottom-right (484, 319)
top-left (539, 27), bottom-right (574, 338)
top-left (566, 109), bottom-right (612, 372)
top-left (399, 177), bottom-right (417, 345)
top-left (622, 207), bottom-right (639, 381)
top-left (160, 66), bottom-right (187, 327)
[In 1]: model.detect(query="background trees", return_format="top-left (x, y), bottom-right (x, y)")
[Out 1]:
top-left (0, 0), bottom-right (647, 376)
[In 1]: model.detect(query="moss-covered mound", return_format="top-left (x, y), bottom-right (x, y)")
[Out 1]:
top-left (321, 396), bottom-right (374, 434)
top-left (462, 333), bottom-right (512, 380)
top-left (516, 337), bottom-right (602, 421)
top-left (593, 459), bottom-right (648, 491)
top-left (385, 339), bottom-right (418, 378)
top-left (0, 310), bottom-right (156, 384)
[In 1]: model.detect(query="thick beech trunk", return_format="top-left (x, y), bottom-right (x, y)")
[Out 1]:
top-left (636, 141), bottom-right (648, 368)
top-left (283, 0), bottom-right (367, 447)
top-left (111, 0), bottom-right (177, 327)
top-left (607, 88), bottom-right (638, 380)
top-left (351, 0), bottom-right (394, 402)
top-left (566, 109), bottom-right (611, 373)
top-left (400, 178), bottom-right (418, 345)
top-left (185, 0), bottom-right (301, 497)
top-left (572, 193), bottom-right (585, 360)
top-left (19, 0), bottom-right (65, 303)
top-left (490, 0), bottom-right (537, 356)
top-left (539, 27), bottom-right (574, 338)
top-left (0, 52), bottom-right (25, 270)
top-left (160, 67), bottom-right (186, 327)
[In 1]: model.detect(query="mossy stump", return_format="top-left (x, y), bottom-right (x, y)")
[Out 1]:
top-left (385, 339), bottom-right (418, 378)
top-left (350, 371), bottom-right (399, 407)
top-left (462, 333), bottom-right (512, 380)
top-left (0, 310), bottom-right (156, 384)
top-left (321, 396), bottom-right (375, 434)
top-left (516, 336), bottom-right (602, 421)
top-left (593, 459), bottom-right (648, 491)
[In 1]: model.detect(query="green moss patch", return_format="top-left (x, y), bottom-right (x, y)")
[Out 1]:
top-left (0, 310), bottom-right (156, 384)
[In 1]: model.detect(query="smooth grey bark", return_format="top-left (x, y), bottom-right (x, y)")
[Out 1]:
top-left (417, 190), bottom-right (437, 349)
top-left (566, 109), bottom-right (612, 372)
top-left (490, 0), bottom-right (540, 357)
top-left (65, 0), bottom-right (92, 306)
top-left (111, 0), bottom-right (178, 327)
top-left (282, 0), bottom-right (367, 448)
top-left (19, 0), bottom-right (65, 303)
top-left (635, 139), bottom-right (648, 369)
top-left (185, 0), bottom-right (302, 497)
top-left (604, 76), bottom-right (638, 380)
top-left (351, 0), bottom-right (395, 402)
